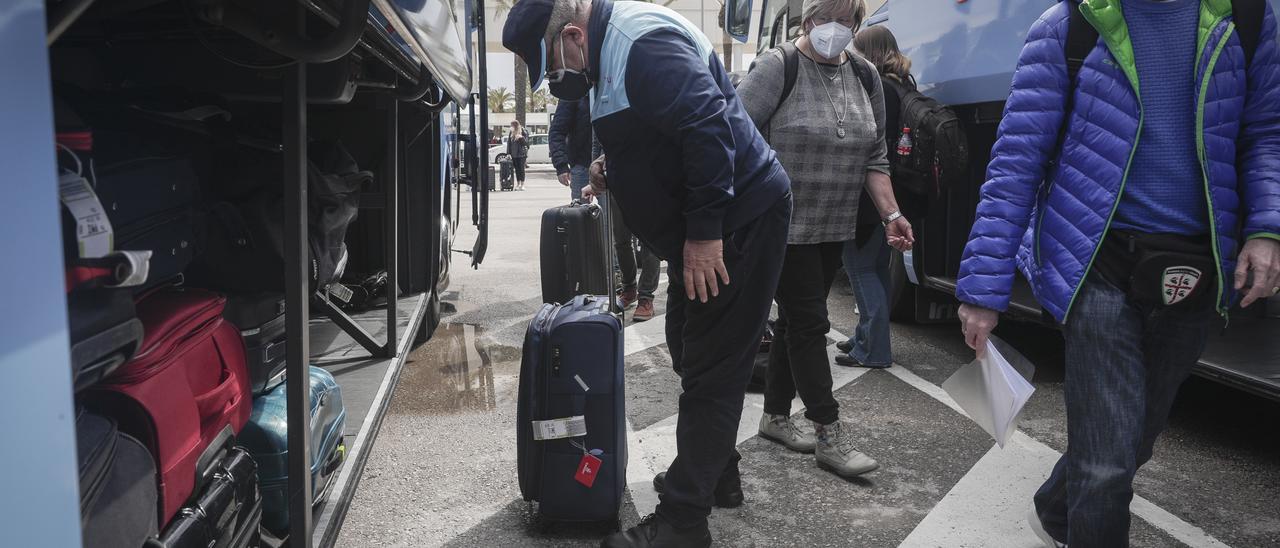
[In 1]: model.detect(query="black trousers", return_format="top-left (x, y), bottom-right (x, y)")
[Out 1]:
top-left (763, 241), bottom-right (844, 425)
top-left (611, 198), bottom-right (661, 299)
top-left (512, 156), bottom-right (527, 182)
top-left (657, 195), bottom-right (791, 528)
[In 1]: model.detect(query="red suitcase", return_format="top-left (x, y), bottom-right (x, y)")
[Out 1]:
top-left (88, 289), bottom-right (252, 525)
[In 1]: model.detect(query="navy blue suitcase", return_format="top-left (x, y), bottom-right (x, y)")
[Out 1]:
top-left (517, 295), bottom-right (626, 527)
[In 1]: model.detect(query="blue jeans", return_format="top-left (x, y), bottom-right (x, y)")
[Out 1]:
top-left (842, 227), bottom-right (893, 366)
top-left (1034, 272), bottom-right (1212, 546)
top-left (569, 164), bottom-right (589, 201)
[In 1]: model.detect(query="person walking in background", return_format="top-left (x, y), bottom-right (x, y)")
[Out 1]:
top-left (549, 96), bottom-right (593, 200)
top-left (505, 0), bottom-right (793, 543)
top-left (736, 0), bottom-right (911, 480)
top-left (955, 1), bottom-right (1280, 545)
top-left (834, 25), bottom-right (917, 369)
top-left (586, 179), bottom-right (663, 321)
top-left (507, 120), bottom-right (530, 190)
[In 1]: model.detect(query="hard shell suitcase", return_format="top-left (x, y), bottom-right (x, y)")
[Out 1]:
top-left (223, 293), bottom-right (288, 395)
top-left (87, 289), bottom-right (253, 525)
top-left (500, 157), bottom-right (515, 191)
top-left (77, 408), bottom-right (159, 548)
top-left (540, 202), bottom-right (611, 305)
top-left (240, 366), bottom-right (348, 536)
top-left (146, 446), bottom-right (263, 548)
top-left (517, 295), bottom-right (626, 526)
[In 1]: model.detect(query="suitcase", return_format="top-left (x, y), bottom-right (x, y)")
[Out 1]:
top-left (223, 293), bottom-right (288, 395)
top-left (146, 446), bottom-right (263, 548)
top-left (540, 202), bottom-right (611, 305)
top-left (77, 408), bottom-right (160, 548)
top-left (87, 289), bottom-right (253, 525)
top-left (517, 295), bottom-right (626, 526)
top-left (500, 157), bottom-right (515, 191)
top-left (240, 366), bottom-right (348, 536)
top-left (67, 287), bottom-right (144, 392)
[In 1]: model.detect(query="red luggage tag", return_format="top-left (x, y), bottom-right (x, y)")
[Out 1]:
top-left (574, 453), bottom-right (603, 488)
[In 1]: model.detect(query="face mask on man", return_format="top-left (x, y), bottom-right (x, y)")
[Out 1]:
top-left (808, 21), bottom-right (854, 60)
top-left (548, 31), bottom-right (591, 101)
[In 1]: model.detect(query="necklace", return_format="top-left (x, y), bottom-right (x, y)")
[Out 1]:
top-left (813, 58), bottom-right (850, 139)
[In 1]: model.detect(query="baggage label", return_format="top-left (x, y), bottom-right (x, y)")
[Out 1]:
top-left (574, 453), bottom-right (603, 488)
top-left (531, 416), bottom-right (587, 441)
top-left (58, 172), bottom-right (113, 258)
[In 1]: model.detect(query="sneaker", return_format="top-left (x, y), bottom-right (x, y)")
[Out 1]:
top-left (814, 421), bottom-right (879, 478)
top-left (834, 353), bottom-right (891, 369)
top-left (617, 288), bottom-right (639, 310)
top-left (1028, 504), bottom-right (1066, 547)
top-left (600, 514), bottom-right (711, 548)
top-left (633, 298), bottom-right (655, 322)
top-left (650, 459), bottom-right (744, 508)
top-left (758, 413), bottom-right (817, 453)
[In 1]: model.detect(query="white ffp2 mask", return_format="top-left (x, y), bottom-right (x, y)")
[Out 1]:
top-left (808, 21), bottom-right (854, 59)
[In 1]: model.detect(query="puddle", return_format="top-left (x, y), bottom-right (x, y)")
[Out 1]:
top-left (391, 323), bottom-right (522, 416)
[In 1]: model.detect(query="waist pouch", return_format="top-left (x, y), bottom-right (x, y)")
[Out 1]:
top-left (1094, 230), bottom-right (1217, 311)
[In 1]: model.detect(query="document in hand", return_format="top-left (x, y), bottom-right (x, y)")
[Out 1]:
top-left (941, 337), bottom-right (1036, 448)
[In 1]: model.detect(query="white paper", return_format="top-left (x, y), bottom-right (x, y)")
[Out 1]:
top-left (531, 415), bottom-right (587, 441)
top-left (942, 338), bottom-right (1036, 447)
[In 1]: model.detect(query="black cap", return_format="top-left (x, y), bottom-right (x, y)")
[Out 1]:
top-left (502, 0), bottom-right (556, 90)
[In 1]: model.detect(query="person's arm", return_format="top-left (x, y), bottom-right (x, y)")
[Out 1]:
top-left (1236, 3), bottom-right (1280, 307)
top-left (734, 49), bottom-right (786, 133)
top-left (626, 29), bottom-right (738, 301)
top-left (549, 100), bottom-right (575, 175)
top-left (956, 6), bottom-right (1070, 353)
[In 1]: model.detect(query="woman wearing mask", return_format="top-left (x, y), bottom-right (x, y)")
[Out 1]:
top-left (836, 25), bottom-right (915, 369)
top-left (737, 0), bottom-right (913, 479)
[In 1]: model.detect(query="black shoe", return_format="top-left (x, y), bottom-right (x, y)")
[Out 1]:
top-left (601, 514), bottom-right (711, 548)
top-left (651, 467), bottom-right (744, 509)
top-left (836, 340), bottom-right (853, 354)
top-left (834, 353), bottom-right (891, 369)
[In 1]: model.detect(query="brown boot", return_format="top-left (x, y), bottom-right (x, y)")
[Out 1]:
top-left (633, 298), bottom-right (655, 322)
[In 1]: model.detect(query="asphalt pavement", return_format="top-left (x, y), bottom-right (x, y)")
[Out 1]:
top-left (336, 170), bottom-right (1280, 547)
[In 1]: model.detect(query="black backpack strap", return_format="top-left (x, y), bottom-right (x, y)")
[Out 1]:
top-left (849, 55), bottom-right (877, 100)
top-left (1064, 2), bottom-right (1098, 95)
top-left (1233, 0), bottom-right (1265, 67)
top-left (777, 42), bottom-right (800, 112)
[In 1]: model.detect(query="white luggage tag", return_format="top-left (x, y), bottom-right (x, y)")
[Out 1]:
top-left (531, 415), bottom-right (588, 441)
top-left (58, 171), bottom-right (113, 258)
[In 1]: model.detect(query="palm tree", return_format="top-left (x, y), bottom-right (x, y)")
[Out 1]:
top-left (488, 87), bottom-right (514, 113)
top-left (529, 87), bottom-right (554, 112)
top-left (492, 0), bottom-right (529, 126)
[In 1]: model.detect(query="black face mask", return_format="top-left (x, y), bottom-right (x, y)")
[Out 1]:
top-left (547, 32), bottom-right (592, 101)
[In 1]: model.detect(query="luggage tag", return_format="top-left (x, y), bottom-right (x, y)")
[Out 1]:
top-left (58, 171), bottom-right (113, 258)
top-left (531, 415), bottom-right (587, 441)
top-left (571, 440), bottom-right (604, 488)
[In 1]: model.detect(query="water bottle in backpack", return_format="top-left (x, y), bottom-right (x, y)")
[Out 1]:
top-left (896, 127), bottom-right (914, 157)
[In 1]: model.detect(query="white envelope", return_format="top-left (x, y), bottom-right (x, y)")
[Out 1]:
top-left (942, 336), bottom-right (1036, 448)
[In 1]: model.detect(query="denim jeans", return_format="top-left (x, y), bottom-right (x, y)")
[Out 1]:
top-left (763, 241), bottom-right (844, 425)
top-left (843, 226), bottom-right (893, 366)
top-left (569, 164), bottom-right (588, 201)
top-left (1033, 272), bottom-right (1212, 547)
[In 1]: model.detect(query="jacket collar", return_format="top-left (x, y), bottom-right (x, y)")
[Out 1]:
top-left (588, 0), bottom-right (613, 83)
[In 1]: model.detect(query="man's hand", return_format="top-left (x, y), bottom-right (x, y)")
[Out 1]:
top-left (581, 184), bottom-right (598, 203)
top-left (683, 239), bottom-right (730, 303)
top-left (958, 303), bottom-right (999, 357)
top-left (1235, 238), bottom-right (1280, 308)
top-left (557, 172), bottom-right (572, 187)
top-left (589, 155), bottom-right (607, 190)
top-left (886, 217), bottom-right (915, 252)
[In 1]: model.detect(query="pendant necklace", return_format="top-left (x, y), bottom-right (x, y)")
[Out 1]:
top-left (814, 58), bottom-right (849, 139)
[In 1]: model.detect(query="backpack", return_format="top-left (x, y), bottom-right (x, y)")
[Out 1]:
top-left (885, 78), bottom-right (969, 196)
top-left (773, 41), bottom-right (876, 113)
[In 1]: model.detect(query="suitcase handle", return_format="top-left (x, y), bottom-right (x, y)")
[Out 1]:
top-left (193, 369), bottom-right (243, 424)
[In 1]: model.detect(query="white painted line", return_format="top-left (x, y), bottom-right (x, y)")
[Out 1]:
top-left (624, 313), bottom-right (668, 357)
top-left (889, 358), bottom-right (1231, 548)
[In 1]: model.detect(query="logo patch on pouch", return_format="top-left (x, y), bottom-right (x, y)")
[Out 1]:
top-left (1162, 266), bottom-right (1202, 305)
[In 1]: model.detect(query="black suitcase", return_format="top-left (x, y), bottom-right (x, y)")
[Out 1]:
top-left (223, 293), bottom-right (288, 395)
top-left (517, 295), bottom-right (626, 527)
top-left (540, 201), bottom-right (611, 304)
top-left (500, 157), bottom-right (515, 191)
top-left (146, 446), bottom-right (263, 548)
top-left (77, 408), bottom-right (159, 548)
top-left (67, 288), bottom-right (145, 392)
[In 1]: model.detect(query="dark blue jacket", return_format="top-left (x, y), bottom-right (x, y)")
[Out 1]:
top-left (549, 97), bottom-right (592, 174)
top-left (586, 0), bottom-right (790, 260)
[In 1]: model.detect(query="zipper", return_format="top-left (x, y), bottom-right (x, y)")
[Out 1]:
top-left (1034, 178), bottom-right (1054, 265)
top-left (1195, 23), bottom-right (1235, 318)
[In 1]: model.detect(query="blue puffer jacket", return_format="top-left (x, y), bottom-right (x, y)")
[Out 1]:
top-left (956, 0), bottom-right (1280, 321)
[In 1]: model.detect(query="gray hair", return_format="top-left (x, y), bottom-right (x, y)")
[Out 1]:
top-left (800, 0), bottom-right (866, 33)
top-left (544, 0), bottom-right (592, 52)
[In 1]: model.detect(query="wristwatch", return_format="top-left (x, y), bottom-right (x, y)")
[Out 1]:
top-left (881, 211), bottom-right (903, 227)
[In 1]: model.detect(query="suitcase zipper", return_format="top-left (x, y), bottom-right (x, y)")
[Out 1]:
top-left (112, 299), bottom-right (225, 383)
